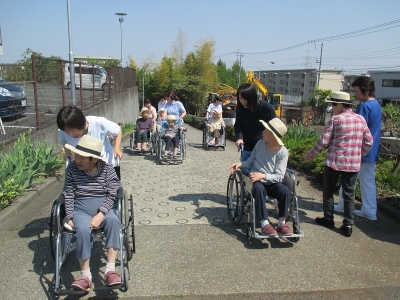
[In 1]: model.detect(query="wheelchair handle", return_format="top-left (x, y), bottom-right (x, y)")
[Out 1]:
top-left (65, 157), bottom-right (71, 169)
top-left (115, 155), bottom-right (121, 167)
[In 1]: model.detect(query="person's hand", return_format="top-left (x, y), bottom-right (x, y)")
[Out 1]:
top-left (249, 172), bottom-right (265, 183)
top-left (229, 162), bottom-right (241, 174)
top-left (90, 212), bottom-right (104, 229)
top-left (235, 139), bottom-right (244, 151)
top-left (114, 148), bottom-right (123, 159)
top-left (67, 219), bottom-right (75, 228)
top-left (167, 134), bottom-right (174, 138)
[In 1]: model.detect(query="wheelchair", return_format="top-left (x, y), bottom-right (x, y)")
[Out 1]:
top-left (48, 157), bottom-right (135, 298)
top-left (226, 167), bottom-right (304, 243)
top-left (202, 124), bottom-right (226, 150)
top-left (130, 129), bottom-right (155, 155)
top-left (156, 128), bottom-right (187, 164)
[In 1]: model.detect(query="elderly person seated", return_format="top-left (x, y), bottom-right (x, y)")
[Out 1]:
top-left (160, 114), bottom-right (185, 158)
top-left (229, 118), bottom-right (293, 236)
top-left (62, 135), bottom-right (121, 290)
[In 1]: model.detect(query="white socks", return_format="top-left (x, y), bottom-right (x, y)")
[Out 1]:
top-left (105, 262), bottom-right (116, 275)
top-left (277, 220), bottom-right (285, 228)
top-left (81, 268), bottom-right (92, 281)
top-left (261, 220), bottom-right (269, 228)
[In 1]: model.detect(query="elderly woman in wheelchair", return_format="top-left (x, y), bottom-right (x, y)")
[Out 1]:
top-left (62, 135), bottom-right (122, 290)
top-left (229, 118), bottom-right (293, 236)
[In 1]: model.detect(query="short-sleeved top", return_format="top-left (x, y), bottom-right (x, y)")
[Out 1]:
top-left (356, 99), bottom-right (381, 163)
top-left (58, 115), bottom-right (120, 165)
top-left (158, 101), bottom-right (167, 111)
top-left (165, 101), bottom-right (186, 120)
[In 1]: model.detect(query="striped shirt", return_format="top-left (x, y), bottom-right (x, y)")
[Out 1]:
top-left (308, 108), bottom-right (373, 172)
top-left (62, 161), bottom-right (119, 221)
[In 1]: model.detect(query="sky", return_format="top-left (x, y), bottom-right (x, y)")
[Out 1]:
top-left (1, 0), bottom-right (400, 75)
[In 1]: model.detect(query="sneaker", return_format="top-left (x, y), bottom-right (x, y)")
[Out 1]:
top-left (277, 223), bottom-right (293, 236)
top-left (340, 224), bottom-right (352, 237)
top-left (315, 217), bottom-right (334, 229)
top-left (354, 210), bottom-right (377, 221)
top-left (71, 277), bottom-right (92, 290)
top-left (105, 271), bottom-right (121, 286)
top-left (333, 204), bottom-right (344, 213)
top-left (261, 224), bottom-right (278, 236)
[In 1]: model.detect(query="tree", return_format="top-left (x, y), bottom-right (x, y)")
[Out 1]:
top-left (171, 28), bottom-right (188, 74)
top-left (313, 87), bottom-right (332, 107)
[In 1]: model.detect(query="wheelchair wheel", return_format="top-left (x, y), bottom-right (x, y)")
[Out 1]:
top-left (120, 265), bottom-right (129, 292)
top-left (226, 169), bottom-right (245, 224)
top-left (182, 133), bottom-right (187, 159)
top-left (202, 128), bottom-right (206, 149)
top-left (287, 194), bottom-right (301, 242)
top-left (122, 191), bottom-right (135, 261)
top-left (129, 133), bottom-right (135, 152)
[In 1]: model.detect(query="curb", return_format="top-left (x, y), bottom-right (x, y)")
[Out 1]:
top-left (0, 172), bottom-right (64, 225)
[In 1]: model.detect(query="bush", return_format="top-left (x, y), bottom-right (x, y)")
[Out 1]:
top-left (121, 122), bottom-right (135, 134)
top-left (0, 132), bottom-right (64, 210)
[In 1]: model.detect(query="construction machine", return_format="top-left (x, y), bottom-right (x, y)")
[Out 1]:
top-left (247, 70), bottom-right (283, 117)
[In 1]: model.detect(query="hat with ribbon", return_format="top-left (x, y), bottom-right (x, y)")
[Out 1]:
top-left (64, 135), bottom-right (107, 162)
top-left (167, 114), bottom-right (176, 122)
top-left (259, 118), bottom-right (287, 146)
top-left (325, 91), bottom-right (353, 105)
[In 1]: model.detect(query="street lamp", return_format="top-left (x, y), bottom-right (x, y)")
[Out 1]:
top-left (115, 13), bottom-right (127, 67)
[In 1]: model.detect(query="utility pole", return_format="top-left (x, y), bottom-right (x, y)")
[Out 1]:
top-left (66, 0), bottom-right (76, 105)
top-left (236, 51), bottom-right (244, 88)
top-left (317, 43), bottom-right (323, 88)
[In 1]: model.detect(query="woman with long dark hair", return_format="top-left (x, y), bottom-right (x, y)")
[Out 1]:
top-left (234, 83), bottom-right (276, 164)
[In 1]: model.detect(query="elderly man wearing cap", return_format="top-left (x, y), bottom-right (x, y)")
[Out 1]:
top-left (306, 91), bottom-right (373, 237)
top-left (230, 118), bottom-right (293, 236)
top-left (62, 135), bottom-right (121, 290)
top-left (206, 109), bottom-right (226, 147)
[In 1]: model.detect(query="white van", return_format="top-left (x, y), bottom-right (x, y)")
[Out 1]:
top-left (64, 64), bottom-right (108, 90)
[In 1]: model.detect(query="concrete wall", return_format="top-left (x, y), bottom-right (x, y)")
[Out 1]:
top-left (2, 87), bottom-right (138, 155)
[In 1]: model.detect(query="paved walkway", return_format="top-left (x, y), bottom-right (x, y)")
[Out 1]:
top-left (0, 124), bottom-right (400, 299)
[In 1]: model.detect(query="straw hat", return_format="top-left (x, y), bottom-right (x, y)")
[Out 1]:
top-left (64, 135), bottom-right (107, 162)
top-left (140, 107), bottom-right (150, 116)
top-left (325, 91), bottom-right (353, 105)
top-left (259, 118), bottom-right (287, 146)
top-left (158, 108), bottom-right (165, 112)
top-left (212, 109), bottom-right (222, 116)
top-left (166, 114), bottom-right (176, 121)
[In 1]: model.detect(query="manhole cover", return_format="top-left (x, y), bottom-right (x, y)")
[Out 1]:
top-left (176, 219), bottom-right (188, 224)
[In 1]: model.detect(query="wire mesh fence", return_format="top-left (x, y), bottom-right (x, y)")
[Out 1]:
top-left (0, 55), bottom-right (136, 145)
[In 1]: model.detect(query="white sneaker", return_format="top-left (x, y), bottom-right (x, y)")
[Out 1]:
top-left (354, 209), bottom-right (377, 221)
top-left (333, 204), bottom-right (344, 213)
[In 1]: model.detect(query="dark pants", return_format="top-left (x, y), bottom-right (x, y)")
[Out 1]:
top-left (136, 130), bottom-right (148, 143)
top-left (252, 181), bottom-right (290, 222)
top-left (163, 134), bottom-right (179, 150)
top-left (323, 166), bottom-right (358, 226)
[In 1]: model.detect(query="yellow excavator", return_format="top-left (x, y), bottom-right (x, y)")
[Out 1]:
top-left (247, 70), bottom-right (283, 117)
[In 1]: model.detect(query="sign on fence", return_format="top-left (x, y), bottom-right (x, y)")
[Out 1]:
top-left (0, 117), bottom-right (5, 134)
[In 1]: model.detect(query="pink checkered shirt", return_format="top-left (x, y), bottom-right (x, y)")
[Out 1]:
top-left (308, 108), bottom-right (373, 172)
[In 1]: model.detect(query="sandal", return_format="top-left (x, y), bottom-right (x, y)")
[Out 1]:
top-left (105, 271), bottom-right (121, 286)
top-left (71, 277), bottom-right (92, 290)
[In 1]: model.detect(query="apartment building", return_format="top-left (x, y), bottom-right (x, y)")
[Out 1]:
top-left (368, 70), bottom-right (400, 105)
top-left (257, 68), bottom-right (344, 99)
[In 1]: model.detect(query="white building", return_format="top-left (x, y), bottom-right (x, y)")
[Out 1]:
top-left (257, 68), bottom-right (344, 99)
top-left (368, 70), bottom-right (400, 106)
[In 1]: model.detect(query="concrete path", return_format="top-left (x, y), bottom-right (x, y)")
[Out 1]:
top-left (1, 124), bottom-right (400, 299)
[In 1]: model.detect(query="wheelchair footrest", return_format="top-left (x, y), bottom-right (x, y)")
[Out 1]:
top-left (254, 230), bottom-right (304, 239)
top-left (54, 288), bottom-right (88, 297)
top-left (94, 284), bottom-right (124, 292)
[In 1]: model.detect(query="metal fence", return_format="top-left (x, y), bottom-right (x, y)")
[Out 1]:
top-left (0, 55), bottom-right (136, 145)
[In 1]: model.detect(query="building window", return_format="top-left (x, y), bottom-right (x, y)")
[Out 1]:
top-left (382, 79), bottom-right (400, 87)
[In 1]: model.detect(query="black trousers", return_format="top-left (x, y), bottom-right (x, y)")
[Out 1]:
top-left (323, 166), bottom-right (358, 226)
top-left (252, 181), bottom-right (290, 222)
top-left (163, 134), bottom-right (179, 150)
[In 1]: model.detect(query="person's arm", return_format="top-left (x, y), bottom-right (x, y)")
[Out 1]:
top-left (234, 109), bottom-right (244, 148)
top-left (306, 118), bottom-right (333, 160)
top-left (361, 123), bottom-right (373, 156)
top-left (178, 102), bottom-right (186, 120)
top-left (62, 164), bottom-right (75, 222)
top-left (113, 127), bottom-right (123, 158)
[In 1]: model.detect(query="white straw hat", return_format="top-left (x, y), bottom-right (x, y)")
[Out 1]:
top-left (64, 135), bottom-right (107, 162)
top-left (259, 118), bottom-right (287, 146)
top-left (167, 114), bottom-right (176, 121)
top-left (325, 91), bottom-right (353, 105)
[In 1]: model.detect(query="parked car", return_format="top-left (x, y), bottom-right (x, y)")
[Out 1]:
top-left (0, 76), bottom-right (27, 118)
top-left (326, 105), bottom-right (332, 113)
